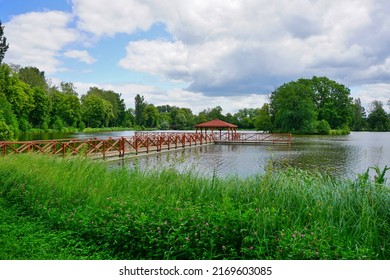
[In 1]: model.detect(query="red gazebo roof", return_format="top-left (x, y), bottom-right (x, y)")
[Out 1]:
top-left (195, 119), bottom-right (237, 128)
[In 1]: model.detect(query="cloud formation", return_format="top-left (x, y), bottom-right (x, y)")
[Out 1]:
top-left (5, 11), bottom-right (78, 73)
top-left (3, 0), bottom-right (390, 111)
top-left (71, 0), bottom-right (390, 96)
top-left (64, 50), bottom-right (96, 64)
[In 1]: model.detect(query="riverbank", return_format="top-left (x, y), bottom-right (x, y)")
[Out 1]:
top-left (0, 154), bottom-right (389, 260)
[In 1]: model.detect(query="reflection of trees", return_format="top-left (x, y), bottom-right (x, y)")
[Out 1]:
top-left (280, 137), bottom-right (351, 177)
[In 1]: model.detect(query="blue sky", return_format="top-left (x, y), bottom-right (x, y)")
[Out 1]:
top-left (1, 0), bottom-right (389, 113)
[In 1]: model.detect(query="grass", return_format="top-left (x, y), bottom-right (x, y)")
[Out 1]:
top-left (0, 154), bottom-right (389, 260)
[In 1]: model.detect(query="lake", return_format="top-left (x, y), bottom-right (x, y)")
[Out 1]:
top-left (116, 132), bottom-right (390, 180)
top-left (16, 131), bottom-right (390, 180)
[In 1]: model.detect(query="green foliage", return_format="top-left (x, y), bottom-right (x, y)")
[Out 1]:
top-left (0, 20), bottom-right (9, 64)
top-left (0, 120), bottom-right (14, 140)
top-left (350, 98), bottom-right (367, 131)
top-left (134, 94), bottom-right (146, 126)
top-left (1, 154), bottom-right (389, 260)
top-left (81, 93), bottom-right (114, 127)
top-left (270, 77), bottom-right (353, 134)
top-left (18, 67), bottom-right (48, 90)
top-left (254, 103), bottom-right (272, 131)
top-left (316, 119), bottom-right (331, 135)
top-left (367, 101), bottom-right (390, 131)
top-left (270, 79), bottom-right (317, 133)
top-left (87, 87), bottom-right (126, 126)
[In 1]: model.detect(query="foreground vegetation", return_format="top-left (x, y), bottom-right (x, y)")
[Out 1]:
top-left (0, 154), bottom-right (389, 260)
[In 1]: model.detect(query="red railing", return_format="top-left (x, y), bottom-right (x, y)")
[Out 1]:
top-left (0, 132), bottom-right (291, 159)
top-left (0, 132), bottom-right (215, 159)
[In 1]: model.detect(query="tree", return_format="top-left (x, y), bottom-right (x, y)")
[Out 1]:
top-left (0, 64), bottom-right (34, 127)
top-left (87, 87), bottom-right (126, 126)
top-left (0, 93), bottom-right (18, 140)
top-left (311, 76), bottom-right (353, 129)
top-left (29, 87), bottom-right (50, 128)
top-left (60, 82), bottom-right (78, 96)
top-left (270, 79), bottom-right (317, 133)
top-left (81, 94), bottom-right (114, 128)
top-left (18, 67), bottom-right (48, 90)
top-left (367, 101), bottom-right (390, 131)
top-left (254, 103), bottom-right (272, 132)
top-left (143, 104), bottom-right (159, 128)
top-left (134, 94), bottom-right (146, 127)
top-left (350, 98), bottom-right (367, 131)
top-left (0, 21), bottom-right (9, 64)
top-left (270, 76), bottom-right (353, 133)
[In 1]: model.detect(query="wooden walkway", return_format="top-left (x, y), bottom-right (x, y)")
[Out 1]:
top-left (0, 132), bottom-right (291, 159)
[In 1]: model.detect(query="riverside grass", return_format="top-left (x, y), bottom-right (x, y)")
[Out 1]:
top-left (0, 154), bottom-right (389, 260)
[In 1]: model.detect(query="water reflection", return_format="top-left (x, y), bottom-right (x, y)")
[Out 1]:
top-left (118, 132), bottom-right (390, 180)
top-left (15, 130), bottom-right (390, 180)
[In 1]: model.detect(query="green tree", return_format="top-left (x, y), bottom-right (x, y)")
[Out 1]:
top-left (18, 67), bottom-right (48, 90)
top-left (60, 82), bottom-right (78, 96)
top-left (350, 98), bottom-right (367, 131)
top-left (29, 87), bottom-right (50, 128)
top-left (196, 112), bottom-right (208, 124)
top-left (143, 104), bottom-right (159, 128)
top-left (134, 94), bottom-right (146, 127)
top-left (0, 21), bottom-right (9, 64)
top-left (49, 88), bottom-right (81, 128)
top-left (87, 87), bottom-right (126, 126)
top-left (254, 103), bottom-right (273, 132)
top-left (205, 106), bottom-right (224, 120)
top-left (0, 93), bottom-right (18, 140)
top-left (81, 94), bottom-right (114, 128)
top-left (0, 64), bottom-right (34, 127)
top-left (270, 79), bottom-right (317, 133)
top-left (316, 119), bottom-right (331, 135)
top-left (234, 108), bottom-right (257, 129)
top-left (311, 76), bottom-right (353, 129)
top-left (367, 101), bottom-right (390, 131)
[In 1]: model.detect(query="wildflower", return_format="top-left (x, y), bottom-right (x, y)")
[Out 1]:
top-left (249, 246), bottom-right (254, 250)
top-left (222, 246), bottom-right (226, 250)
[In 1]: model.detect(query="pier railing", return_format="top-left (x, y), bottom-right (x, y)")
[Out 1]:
top-left (0, 132), bottom-right (291, 159)
top-left (214, 132), bottom-right (292, 145)
top-left (0, 132), bottom-right (215, 159)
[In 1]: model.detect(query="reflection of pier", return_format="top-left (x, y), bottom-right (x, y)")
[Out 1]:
top-left (1, 131), bottom-right (291, 159)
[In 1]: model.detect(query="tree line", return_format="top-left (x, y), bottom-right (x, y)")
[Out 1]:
top-left (1, 20), bottom-right (389, 141)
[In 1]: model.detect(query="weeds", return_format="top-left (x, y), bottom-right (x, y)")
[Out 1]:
top-left (0, 154), bottom-right (389, 260)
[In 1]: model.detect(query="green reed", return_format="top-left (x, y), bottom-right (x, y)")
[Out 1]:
top-left (0, 154), bottom-right (389, 259)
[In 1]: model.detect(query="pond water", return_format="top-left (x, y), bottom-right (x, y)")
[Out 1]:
top-left (16, 131), bottom-right (390, 180)
top-left (116, 132), bottom-right (390, 181)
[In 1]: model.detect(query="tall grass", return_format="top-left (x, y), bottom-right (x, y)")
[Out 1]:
top-left (0, 154), bottom-right (389, 260)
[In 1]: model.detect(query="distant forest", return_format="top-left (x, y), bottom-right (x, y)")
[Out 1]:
top-left (1, 63), bottom-right (390, 141)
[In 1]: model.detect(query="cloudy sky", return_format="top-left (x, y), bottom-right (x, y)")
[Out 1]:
top-left (1, 0), bottom-right (389, 113)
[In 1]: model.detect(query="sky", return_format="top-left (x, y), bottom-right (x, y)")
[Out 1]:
top-left (1, 0), bottom-right (389, 114)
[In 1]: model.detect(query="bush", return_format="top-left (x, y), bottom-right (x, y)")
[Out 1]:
top-left (0, 120), bottom-right (14, 140)
top-left (316, 119), bottom-right (331, 135)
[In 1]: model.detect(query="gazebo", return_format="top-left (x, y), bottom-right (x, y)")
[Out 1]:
top-left (195, 119), bottom-right (238, 141)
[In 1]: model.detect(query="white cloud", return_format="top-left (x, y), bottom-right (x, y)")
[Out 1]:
top-left (63, 49), bottom-right (96, 64)
top-left (119, 40), bottom-right (190, 82)
top-left (4, 11), bottom-right (78, 73)
top-left (72, 0), bottom-right (155, 36)
top-left (351, 83), bottom-right (390, 113)
top-left (91, 0), bottom-right (389, 97)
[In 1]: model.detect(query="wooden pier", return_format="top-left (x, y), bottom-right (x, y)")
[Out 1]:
top-left (0, 132), bottom-right (291, 159)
